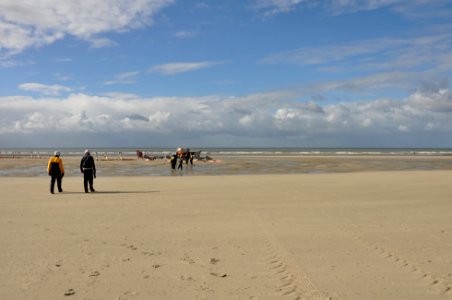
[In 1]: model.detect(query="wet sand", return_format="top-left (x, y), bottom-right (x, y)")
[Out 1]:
top-left (1, 170), bottom-right (452, 299)
top-left (1, 154), bottom-right (452, 177)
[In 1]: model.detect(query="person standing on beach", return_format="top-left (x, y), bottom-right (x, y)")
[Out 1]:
top-left (170, 153), bottom-right (177, 170)
top-left (47, 151), bottom-right (64, 194)
top-left (80, 149), bottom-right (96, 193)
top-left (177, 154), bottom-right (184, 170)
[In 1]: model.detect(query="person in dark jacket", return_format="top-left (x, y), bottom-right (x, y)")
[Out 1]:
top-left (80, 149), bottom-right (96, 193)
top-left (177, 154), bottom-right (183, 170)
top-left (170, 153), bottom-right (177, 170)
top-left (47, 151), bottom-right (64, 194)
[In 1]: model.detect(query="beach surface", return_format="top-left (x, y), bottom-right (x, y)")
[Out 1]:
top-left (1, 154), bottom-right (452, 176)
top-left (1, 170), bottom-right (452, 299)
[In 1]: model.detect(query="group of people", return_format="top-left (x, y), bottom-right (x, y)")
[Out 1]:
top-left (170, 152), bottom-right (194, 170)
top-left (47, 149), bottom-right (96, 194)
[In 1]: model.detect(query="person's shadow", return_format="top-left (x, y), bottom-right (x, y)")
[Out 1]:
top-left (60, 191), bottom-right (160, 194)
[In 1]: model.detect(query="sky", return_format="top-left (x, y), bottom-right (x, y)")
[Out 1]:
top-left (1, 0), bottom-right (452, 148)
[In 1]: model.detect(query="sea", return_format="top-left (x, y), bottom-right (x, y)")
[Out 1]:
top-left (2, 147), bottom-right (452, 157)
top-left (1, 147), bottom-right (452, 177)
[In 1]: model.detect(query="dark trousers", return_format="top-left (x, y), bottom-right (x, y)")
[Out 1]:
top-left (50, 175), bottom-right (62, 193)
top-left (83, 170), bottom-right (95, 192)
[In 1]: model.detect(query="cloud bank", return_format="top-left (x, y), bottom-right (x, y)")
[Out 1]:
top-left (1, 80), bottom-right (452, 147)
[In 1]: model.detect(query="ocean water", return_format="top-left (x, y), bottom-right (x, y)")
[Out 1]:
top-left (2, 147), bottom-right (452, 158)
top-left (1, 147), bottom-right (452, 177)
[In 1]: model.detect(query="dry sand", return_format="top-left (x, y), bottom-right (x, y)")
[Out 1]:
top-left (1, 171), bottom-right (452, 299)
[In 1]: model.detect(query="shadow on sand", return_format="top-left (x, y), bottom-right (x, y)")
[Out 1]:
top-left (59, 191), bottom-right (160, 195)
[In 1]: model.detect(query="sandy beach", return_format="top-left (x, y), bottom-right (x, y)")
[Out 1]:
top-left (1, 164), bottom-right (452, 299)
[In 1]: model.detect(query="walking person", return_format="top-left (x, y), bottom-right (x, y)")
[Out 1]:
top-left (47, 151), bottom-right (64, 194)
top-left (80, 149), bottom-right (96, 193)
top-left (189, 152), bottom-right (194, 165)
top-left (177, 154), bottom-right (184, 170)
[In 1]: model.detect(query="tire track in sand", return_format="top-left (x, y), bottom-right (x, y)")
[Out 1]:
top-left (339, 226), bottom-right (452, 297)
top-left (239, 192), bottom-right (331, 300)
top-left (262, 233), bottom-right (330, 300)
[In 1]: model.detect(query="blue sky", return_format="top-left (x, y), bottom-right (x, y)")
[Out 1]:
top-left (1, 0), bottom-right (452, 148)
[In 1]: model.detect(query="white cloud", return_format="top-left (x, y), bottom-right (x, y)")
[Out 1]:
top-left (409, 87), bottom-right (452, 113)
top-left (116, 71), bottom-right (140, 80)
top-left (18, 83), bottom-right (73, 95)
top-left (251, 0), bottom-right (452, 19)
top-left (103, 71), bottom-right (140, 85)
top-left (0, 59), bottom-right (34, 68)
top-left (251, 0), bottom-right (306, 16)
top-left (260, 33), bottom-right (452, 73)
top-left (325, 0), bottom-right (403, 15)
top-left (392, 1), bottom-right (452, 19)
top-left (173, 30), bottom-right (198, 39)
top-left (88, 37), bottom-right (117, 49)
top-left (149, 61), bottom-right (226, 75)
top-left (0, 0), bottom-right (174, 57)
top-left (1, 79), bottom-right (452, 147)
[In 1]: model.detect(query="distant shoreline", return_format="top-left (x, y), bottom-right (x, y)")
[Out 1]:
top-left (2, 147), bottom-right (452, 158)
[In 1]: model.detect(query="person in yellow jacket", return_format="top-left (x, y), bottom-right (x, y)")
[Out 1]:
top-left (47, 151), bottom-right (64, 194)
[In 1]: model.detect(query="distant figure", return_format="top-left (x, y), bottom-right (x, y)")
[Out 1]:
top-left (47, 151), bottom-right (64, 194)
top-left (185, 149), bottom-right (190, 164)
top-left (189, 152), bottom-right (194, 165)
top-left (80, 149), bottom-right (96, 193)
top-left (170, 153), bottom-right (177, 170)
top-left (178, 154), bottom-right (184, 170)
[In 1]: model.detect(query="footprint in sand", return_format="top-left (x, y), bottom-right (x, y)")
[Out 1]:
top-left (89, 271), bottom-right (100, 277)
top-left (182, 254), bottom-right (195, 264)
top-left (180, 275), bottom-right (195, 281)
top-left (210, 272), bottom-right (227, 278)
top-left (118, 290), bottom-right (139, 300)
top-left (444, 286), bottom-right (451, 295)
top-left (64, 289), bottom-right (75, 296)
top-left (142, 270), bottom-right (150, 279)
top-left (142, 250), bottom-right (161, 256)
top-left (120, 242), bottom-right (138, 250)
top-left (342, 227), bottom-right (452, 297)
